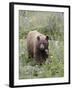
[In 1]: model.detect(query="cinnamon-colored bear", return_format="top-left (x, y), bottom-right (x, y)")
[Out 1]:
top-left (27, 31), bottom-right (49, 64)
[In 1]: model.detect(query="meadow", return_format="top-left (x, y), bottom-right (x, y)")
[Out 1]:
top-left (19, 10), bottom-right (64, 79)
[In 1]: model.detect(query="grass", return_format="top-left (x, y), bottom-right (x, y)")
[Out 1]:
top-left (19, 38), bottom-right (64, 79)
top-left (19, 10), bottom-right (64, 79)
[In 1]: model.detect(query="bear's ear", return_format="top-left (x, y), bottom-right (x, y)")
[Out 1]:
top-left (46, 36), bottom-right (49, 40)
top-left (37, 36), bottom-right (40, 41)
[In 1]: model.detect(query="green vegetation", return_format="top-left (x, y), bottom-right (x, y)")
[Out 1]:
top-left (19, 10), bottom-right (64, 79)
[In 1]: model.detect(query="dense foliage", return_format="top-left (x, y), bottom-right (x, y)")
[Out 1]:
top-left (19, 10), bottom-right (64, 79)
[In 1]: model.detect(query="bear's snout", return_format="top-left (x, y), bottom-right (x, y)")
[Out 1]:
top-left (40, 44), bottom-right (44, 50)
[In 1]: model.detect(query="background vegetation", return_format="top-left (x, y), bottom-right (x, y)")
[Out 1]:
top-left (19, 10), bottom-right (64, 79)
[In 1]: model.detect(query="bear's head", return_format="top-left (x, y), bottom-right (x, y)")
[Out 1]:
top-left (37, 35), bottom-right (49, 54)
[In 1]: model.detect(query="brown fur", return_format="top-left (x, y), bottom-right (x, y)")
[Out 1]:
top-left (27, 30), bottom-right (49, 64)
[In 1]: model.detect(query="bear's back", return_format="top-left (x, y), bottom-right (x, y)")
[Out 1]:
top-left (27, 30), bottom-right (45, 40)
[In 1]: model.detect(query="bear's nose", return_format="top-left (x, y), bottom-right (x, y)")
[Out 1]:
top-left (40, 44), bottom-right (44, 50)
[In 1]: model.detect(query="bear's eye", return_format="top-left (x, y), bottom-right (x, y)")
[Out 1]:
top-left (43, 42), bottom-right (48, 48)
top-left (43, 42), bottom-right (48, 44)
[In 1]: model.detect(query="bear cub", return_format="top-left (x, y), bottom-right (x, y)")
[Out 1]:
top-left (27, 30), bottom-right (49, 64)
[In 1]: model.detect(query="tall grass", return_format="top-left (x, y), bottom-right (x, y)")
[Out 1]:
top-left (19, 10), bottom-right (64, 79)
